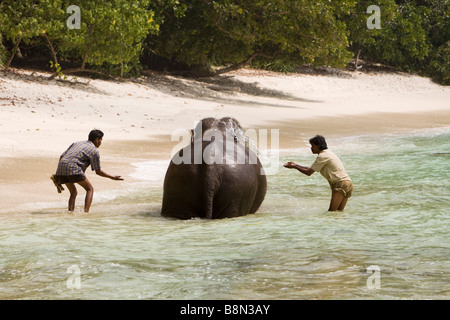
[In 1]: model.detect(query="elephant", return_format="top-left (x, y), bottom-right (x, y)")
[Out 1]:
top-left (161, 117), bottom-right (267, 219)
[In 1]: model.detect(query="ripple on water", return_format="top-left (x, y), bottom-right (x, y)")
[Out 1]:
top-left (1, 130), bottom-right (449, 299)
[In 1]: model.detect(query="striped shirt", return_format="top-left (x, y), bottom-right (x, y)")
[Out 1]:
top-left (56, 140), bottom-right (101, 176)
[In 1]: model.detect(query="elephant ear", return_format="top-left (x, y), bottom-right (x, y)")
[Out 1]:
top-left (193, 118), bottom-right (218, 139)
top-left (219, 117), bottom-right (241, 129)
top-left (231, 118), bottom-right (242, 130)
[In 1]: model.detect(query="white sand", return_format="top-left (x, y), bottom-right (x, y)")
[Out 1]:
top-left (1, 68), bottom-right (449, 158)
top-left (0, 68), bottom-right (449, 213)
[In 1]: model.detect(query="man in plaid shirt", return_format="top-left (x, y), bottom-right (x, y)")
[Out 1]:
top-left (52, 129), bottom-right (123, 213)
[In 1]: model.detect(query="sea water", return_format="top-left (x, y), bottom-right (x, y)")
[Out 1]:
top-left (0, 128), bottom-right (449, 299)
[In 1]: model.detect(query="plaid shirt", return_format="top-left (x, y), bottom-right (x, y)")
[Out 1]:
top-left (56, 140), bottom-right (101, 176)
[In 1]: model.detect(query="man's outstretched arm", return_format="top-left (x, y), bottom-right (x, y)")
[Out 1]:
top-left (283, 162), bottom-right (315, 176)
top-left (95, 169), bottom-right (124, 180)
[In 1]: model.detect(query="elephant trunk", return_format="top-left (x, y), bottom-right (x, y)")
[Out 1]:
top-left (201, 164), bottom-right (222, 219)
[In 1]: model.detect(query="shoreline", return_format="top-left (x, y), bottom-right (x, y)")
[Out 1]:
top-left (1, 68), bottom-right (449, 215)
top-left (1, 68), bottom-right (449, 158)
top-left (1, 110), bottom-right (449, 216)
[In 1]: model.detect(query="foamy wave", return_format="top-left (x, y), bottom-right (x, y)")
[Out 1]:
top-left (130, 160), bottom-right (169, 182)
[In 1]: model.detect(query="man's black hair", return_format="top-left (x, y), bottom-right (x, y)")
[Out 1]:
top-left (89, 129), bottom-right (104, 142)
top-left (309, 135), bottom-right (328, 150)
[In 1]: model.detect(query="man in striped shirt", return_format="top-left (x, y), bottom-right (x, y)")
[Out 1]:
top-left (53, 129), bottom-right (123, 213)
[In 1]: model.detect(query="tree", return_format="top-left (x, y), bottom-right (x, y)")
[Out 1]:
top-left (1, 0), bottom-right (447, 83)
top-left (57, 0), bottom-right (158, 78)
top-left (147, 0), bottom-right (355, 75)
top-left (0, 0), bottom-right (159, 77)
top-left (345, 0), bottom-right (448, 84)
top-left (346, 0), bottom-right (430, 70)
top-left (421, 0), bottom-right (449, 84)
top-left (36, 0), bottom-right (66, 69)
top-left (0, 34), bottom-right (6, 68)
top-left (0, 0), bottom-right (46, 70)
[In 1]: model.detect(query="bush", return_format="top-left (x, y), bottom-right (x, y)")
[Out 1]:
top-left (0, 0), bottom-right (448, 84)
top-left (428, 41), bottom-right (450, 85)
top-left (0, 0), bottom-right (158, 77)
top-left (0, 35), bottom-right (6, 68)
top-left (147, 0), bottom-right (355, 74)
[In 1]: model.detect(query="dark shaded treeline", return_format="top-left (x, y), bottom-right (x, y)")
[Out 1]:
top-left (0, 0), bottom-right (448, 84)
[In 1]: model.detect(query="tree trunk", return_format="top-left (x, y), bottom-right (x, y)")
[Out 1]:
top-left (81, 46), bottom-right (88, 70)
top-left (354, 49), bottom-right (362, 70)
top-left (48, 68), bottom-right (114, 80)
top-left (44, 33), bottom-right (58, 66)
top-left (214, 52), bottom-right (278, 75)
top-left (5, 37), bottom-right (22, 71)
top-left (120, 38), bottom-right (124, 78)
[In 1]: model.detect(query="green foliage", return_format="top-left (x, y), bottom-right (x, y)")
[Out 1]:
top-left (0, 0), bottom-right (44, 44)
top-left (422, 0), bottom-right (449, 84)
top-left (49, 60), bottom-right (64, 78)
top-left (0, 0), bottom-right (448, 83)
top-left (59, 0), bottom-right (158, 76)
top-left (0, 0), bottom-right (61, 69)
top-left (345, 0), bottom-right (428, 69)
top-left (0, 35), bottom-right (6, 68)
top-left (344, 0), bottom-right (448, 83)
top-left (427, 41), bottom-right (450, 85)
top-left (0, 0), bottom-right (158, 77)
top-left (148, 0), bottom-right (355, 72)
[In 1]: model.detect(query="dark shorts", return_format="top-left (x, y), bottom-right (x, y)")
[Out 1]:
top-left (54, 174), bottom-right (86, 184)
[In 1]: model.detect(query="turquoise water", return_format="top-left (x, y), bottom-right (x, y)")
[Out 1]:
top-left (1, 128), bottom-right (449, 299)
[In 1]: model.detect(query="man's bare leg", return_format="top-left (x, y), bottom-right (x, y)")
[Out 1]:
top-left (338, 197), bottom-right (348, 211)
top-left (77, 179), bottom-right (94, 213)
top-left (329, 191), bottom-right (345, 211)
top-left (65, 183), bottom-right (78, 211)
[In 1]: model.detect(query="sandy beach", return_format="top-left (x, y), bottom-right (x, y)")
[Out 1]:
top-left (1, 68), bottom-right (449, 214)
